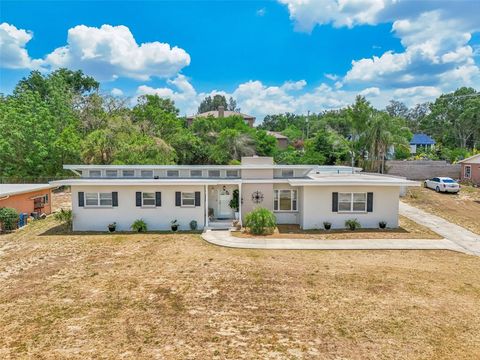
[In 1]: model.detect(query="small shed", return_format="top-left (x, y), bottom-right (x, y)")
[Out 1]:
top-left (410, 133), bottom-right (436, 154)
top-left (458, 153), bottom-right (480, 185)
top-left (0, 184), bottom-right (54, 216)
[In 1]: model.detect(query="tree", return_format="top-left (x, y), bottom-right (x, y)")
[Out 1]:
top-left (212, 129), bottom-right (256, 163)
top-left (228, 96), bottom-right (239, 111)
top-left (197, 94), bottom-right (229, 113)
top-left (254, 130), bottom-right (277, 157)
top-left (386, 100), bottom-right (408, 119)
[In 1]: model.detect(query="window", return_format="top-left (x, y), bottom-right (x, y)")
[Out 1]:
top-left (465, 165), bottom-right (471, 179)
top-left (338, 192), bottom-right (366, 212)
top-left (226, 170), bottom-right (239, 178)
top-left (167, 170), bottom-right (179, 177)
top-left (142, 192), bottom-right (155, 206)
top-left (106, 170), bottom-right (117, 177)
top-left (208, 170), bottom-right (220, 177)
top-left (281, 169), bottom-right (294, 178)
top-left (44, 194), bottom-right (49, 204)
top-left (122, 170), bottom-right (135, 177)
top-left (190, 170), bottom-right (203, 177)
top-left (141, 170), bottom-right (153, 178)
top-left (273, 189), bottom-right (297, 211)
top-left (89, 170), bottom-right (101, 177)
top-left (85, 192), bottom-right (112, 207)
top-left (181, 192), bottom-right (195, 206)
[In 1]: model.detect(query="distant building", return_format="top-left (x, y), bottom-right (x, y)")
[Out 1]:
top-left (0, 184), bottom-right (53, 216)
top-left (458, 153), bottom-right (480, 185)
top-left (186, 106), bottom-right (255, 127)
top-left (409, 133), bottom-right (436, 154)
top-left (266, 131), bottom-right (289, 149)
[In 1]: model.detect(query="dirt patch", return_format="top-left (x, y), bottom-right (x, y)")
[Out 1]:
top-left (0, 217), bottom-right (479, 359)
top-left (403, 185), bottom-right (480, 235)
top-left (233, 216), bottom-right (441, 239)
top-left (52, 187), bottom-right (72, 213)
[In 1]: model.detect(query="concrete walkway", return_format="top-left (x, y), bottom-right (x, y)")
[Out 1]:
top-left (202, 230), bottom-right (464, 252)
top-left (399, 201), bottom-right (480, 256)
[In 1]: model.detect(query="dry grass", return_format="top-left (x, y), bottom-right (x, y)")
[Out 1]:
top-left (233, 215), bottom-right (441, 240)
top-left (403, 185), bottom-right (480, 235)
top-left (1, 217), bottom-right (480, 359)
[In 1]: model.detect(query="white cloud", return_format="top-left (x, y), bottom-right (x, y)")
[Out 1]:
top-left (324, 73), bottom-right (339, 81)
top-left (281, 80), bottom-right (307, 90)
top-left (256, 8), bottom-right (266, 16)
top-left (359, 87), bottom-right (380, 97)
top-left (0, 22), bottom-right (40, 69)
top-left (110, 88), bottom-right (124, 96)
top-left (41, 24), bottom-right (190, 81)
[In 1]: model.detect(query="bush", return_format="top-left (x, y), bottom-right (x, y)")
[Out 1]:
top-left (245, 207), bottom-right (276, 235)
top-left (131, 219), bottom-right (147, 232)
top-left (54, 209), bottom-right (73, 230)
top-left (0, 207), bottom-right (19, 232)
top-left (345, 219), bottom-right (361, 231)
top-left (189, 220), bottom-right (197, 230)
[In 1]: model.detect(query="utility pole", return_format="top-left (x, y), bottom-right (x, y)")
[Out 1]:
top-left (306, 110), bottom-right (310, 139)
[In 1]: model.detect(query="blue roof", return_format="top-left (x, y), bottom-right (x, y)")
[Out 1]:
top-left (410, 133), bottom-right (436, 145)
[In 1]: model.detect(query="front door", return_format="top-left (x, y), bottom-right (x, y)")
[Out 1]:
top-left (217, 189), bottom-right (232, 219)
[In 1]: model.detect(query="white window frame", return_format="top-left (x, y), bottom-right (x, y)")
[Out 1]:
top-left (226, 170), bottom-right (239, 178)
top-left (181, 192), bottom-right (195, 207)
top-left (141, 170), bottom-right (153, 178)
top-left (208, 170), bottom-right (221, 177)
top-left (338, 192), bottom-right (367, 213)
top-left (464, 165), bottom-right (471, 179)
top-left (89, 170), bottom-right (102, 178)
top-left (106, 170), bottom-right (118, 177)
top-left (122, 170), bottom-right (135, 177)
top-left (273, 189), bottom-right (298, 212)
top-left (142, 192), bottom-right (156, 207)
top-left (167, 170), bottom-right (179, 177)
top-left (190, 170), bottom-right (203, 177)
top-left (85, 192), bottom-right (113, 207)
top-left (281, 169), bottom-right (294, 178)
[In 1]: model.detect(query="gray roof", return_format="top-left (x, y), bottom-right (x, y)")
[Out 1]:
top-left (188, 110), bottom-right (255, 120)
top-left (266, 131), bottom-right (288, 139)
top-left (0, 184), bottom-right (53, 197)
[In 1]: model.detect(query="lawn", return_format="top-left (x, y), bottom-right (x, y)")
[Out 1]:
top-left (1, 218), bottom-right (479, 359)
top-left (403, 185), bottom-right (480, 235)
top-left (233, 215), bottom-right (442, 239)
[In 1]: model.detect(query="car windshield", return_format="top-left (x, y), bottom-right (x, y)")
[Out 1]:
top-left (442, 179), bottom-right (456, 183)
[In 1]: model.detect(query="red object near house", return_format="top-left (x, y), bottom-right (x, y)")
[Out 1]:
top-left (0, 184), bottom-right (53, 215)
top-left (459, 154), bottom-right (480, 186)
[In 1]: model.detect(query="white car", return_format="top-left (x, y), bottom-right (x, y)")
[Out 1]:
top-left (424, 177), bottom-right (460, 193)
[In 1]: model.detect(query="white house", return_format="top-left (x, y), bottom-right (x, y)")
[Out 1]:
top-left (51, 156), bottom-right (418, 232)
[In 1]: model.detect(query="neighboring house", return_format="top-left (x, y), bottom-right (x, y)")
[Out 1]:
top-left (266, 131), bottom-right (289, 149)
top-left (410, 133), bottom-right (436, 154)
top-left (458, 153), bottom-right (480, 185)
top-left (51, 157), bottom-right (417, 232)
top-left (186, 106), bottom-right (255, 127)
top-left (0, 184), bottom-right (53, 215)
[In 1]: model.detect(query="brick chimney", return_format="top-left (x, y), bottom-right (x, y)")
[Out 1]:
top-left (218, 105), bottom-right (225, 118)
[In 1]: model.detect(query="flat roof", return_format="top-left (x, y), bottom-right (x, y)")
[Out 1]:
top-left (0, 184), bottom-right (54, 197)
top-left (64, 164), bottom-right (316, 170)
top-left (50, 179), bottom-right (243, 186)
top-left (290, 173), bottom-right (420, 187)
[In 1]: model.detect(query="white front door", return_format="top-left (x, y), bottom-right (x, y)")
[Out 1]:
top-left (218, 191), bottom-right (232, 218)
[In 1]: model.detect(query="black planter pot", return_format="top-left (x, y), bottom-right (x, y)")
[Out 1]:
top-left (171, 225), bottom-right (178, 232)
top-left (379, 222), bottom-right (387, 229)
top-left (324, 223), bottom-right (331, 230)
top-left (108, 226), bottom-right (116, 233)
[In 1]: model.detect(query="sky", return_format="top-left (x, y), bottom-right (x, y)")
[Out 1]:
top-left (1, 0), bottom-right (479, 120)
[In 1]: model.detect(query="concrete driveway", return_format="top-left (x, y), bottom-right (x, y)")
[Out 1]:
top-left (399, 201), bottom-right (480, 256)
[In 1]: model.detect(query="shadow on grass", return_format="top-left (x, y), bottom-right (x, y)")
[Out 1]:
top-left (39, 223), bottom-right (203, 236)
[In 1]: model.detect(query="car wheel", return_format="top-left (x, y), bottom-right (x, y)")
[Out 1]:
top-left (435, 186), bottom-right (440, 192)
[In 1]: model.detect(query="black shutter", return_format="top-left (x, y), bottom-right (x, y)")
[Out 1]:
top-left (135, 192), bottom-right (142, 207)
top-left (112, 192), bottom-right (118, 207)
top-left (367, 192), bottom-right (373, 212)
top-left (195, 191), bottom-right (201, 206)
top-left (155, 192), bottom-right (161, 207)
top-left (332, 192), bottom-right (338, 212)
top-left (78, 192), bottom-right (84, 207)
top-left (175, 192), bottom-right (181, 206)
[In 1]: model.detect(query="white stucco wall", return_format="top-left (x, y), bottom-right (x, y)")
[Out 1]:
top-left (301, 186), bottom-right (400, 229)
top-left (240, 183), bottom-right (274, 223)
top-left (71, 185), bottom-right (205, 231)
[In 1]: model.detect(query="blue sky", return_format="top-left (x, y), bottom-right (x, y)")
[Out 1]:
top-left (1, 0), bottom-right (479, 119)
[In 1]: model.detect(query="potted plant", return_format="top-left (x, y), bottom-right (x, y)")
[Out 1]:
top-left (189, 220), bottom-right (198, 230)
top-left (131, 219), bottom-right (147, 232)
top-left (323, 221), bottom-right (332, 230)
top-left (345, 219), bottom-right (361, 231)
top-left (229, 189), bottom-right (240, 220)
top-left (108, 222), bottom-right (117, 232)
top-left (171, 219), bottom-right (179, 232)
top-left (379, 221), bottom-right (387, 229)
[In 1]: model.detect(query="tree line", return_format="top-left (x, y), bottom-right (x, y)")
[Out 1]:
top-left (0, 69), bottom-right (479, 180)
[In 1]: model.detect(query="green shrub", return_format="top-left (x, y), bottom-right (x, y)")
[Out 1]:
top-left (345, 219), bottom-right (361, 231)
top-left (54, 209), bottom-right (73, 230)
top-left (189, 220), bottom-right (198, 230)
top-left (245, 207), bottom-right (276, 235)
top-left (0, 207), bottom-right (19, 232)
top-left (131, 219), bottom-right (147, 232)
